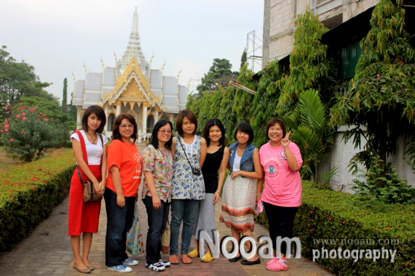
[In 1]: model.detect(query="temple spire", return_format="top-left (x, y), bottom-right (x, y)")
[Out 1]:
top-left (119, 7), bottom-right (149, 75)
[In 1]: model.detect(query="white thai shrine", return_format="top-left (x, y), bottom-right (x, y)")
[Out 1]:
top-left (72, 7), bottom-right (188, 141)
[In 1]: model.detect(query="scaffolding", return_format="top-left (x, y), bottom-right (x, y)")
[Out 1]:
top-left (246, 30), bottom-right (262, 72)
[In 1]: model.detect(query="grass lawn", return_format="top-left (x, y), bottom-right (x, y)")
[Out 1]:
top-left (0, 147), bottom-right (69, 172)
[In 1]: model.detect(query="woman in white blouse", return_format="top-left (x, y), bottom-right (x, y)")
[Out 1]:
top-left (68, 105), bottom-right (108, 273)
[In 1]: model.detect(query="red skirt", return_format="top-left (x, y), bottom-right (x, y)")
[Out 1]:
top-left (68, 165), bottom-right (101, 236)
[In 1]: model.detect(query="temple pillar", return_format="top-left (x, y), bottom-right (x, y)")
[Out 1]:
top-left (155, 110), bottom-right (159, 124)
top-left (116, 104), bottom-right (121, 117)
top-left (76, 107), bottom-right (82, 128)
top-left (142, 105), bottom-right (148, 139)
top-left (104, 106), bottom-right (108, 121)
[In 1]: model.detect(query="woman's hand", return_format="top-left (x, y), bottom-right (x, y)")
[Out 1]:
top-left (93, 180), bottom-right (101, 195)
top-left (117, 194), bottom-right (125, 208)
top-left (281, 131), bottom-right (291, 148)
top-left (213, 191), bottom-right (220, 204)
top-left (231, 171), bottom-right (242, 179)
top-left (256, 192), bottom-right (262, 204)
top-left (98, 181), bottom-right (105, 195)
top-left (152, 194), bottom-right (161, 210)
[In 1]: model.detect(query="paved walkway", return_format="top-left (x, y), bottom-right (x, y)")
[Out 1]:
top-left (0, 144), bottom-right (332, 275)
top-left (0, 194), bottom-right (333, 276)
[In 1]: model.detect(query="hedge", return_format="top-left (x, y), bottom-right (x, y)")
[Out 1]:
top-left (255, 181), bottom-right (415, 275)
top-left (0, 149), bottom-right (75, 251)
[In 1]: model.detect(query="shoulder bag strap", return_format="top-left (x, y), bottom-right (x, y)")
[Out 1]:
top-left (178, 136), bottom-right (195, 170)
top-left (74, 130), bottom-right (88, 183)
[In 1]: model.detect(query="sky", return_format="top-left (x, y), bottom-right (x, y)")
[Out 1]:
top-left (0, 0), bottom-right (264, 103)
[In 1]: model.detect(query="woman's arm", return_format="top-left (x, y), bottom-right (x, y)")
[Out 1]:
top-left (171, 137), bottom-right (176, 158)
top-left (199, 137), bottom-right (207, 169)
top-left (144, 172), bottom-right (161, 210)
top-left (213, 147), bottom-right (230, 204)
top-left (99, 142), bottom-right (107, 195)
top-left (256, 178), bottom-right (264, 203)
top-left (231, 149), bottom-right (263, 179)
top-left (110, 165), bottom-right (125, 207)
top-left (72, 139), bottom-right (100, 193)
top-left (282, 131), bottom-right (300, 172)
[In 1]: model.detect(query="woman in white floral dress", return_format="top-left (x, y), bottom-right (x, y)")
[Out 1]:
top-left (169, 110), bottom-right (207, 265)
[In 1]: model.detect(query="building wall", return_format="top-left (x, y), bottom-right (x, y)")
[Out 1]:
top-left (319, 129), bottom-right (415, 192)
top-left (262, 0), bottom-right (380, 66)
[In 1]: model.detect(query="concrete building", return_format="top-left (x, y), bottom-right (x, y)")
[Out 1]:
top-left (72, 7), bottom-right (188, 141)
top-left (262, 0), bottom-right (380, 67)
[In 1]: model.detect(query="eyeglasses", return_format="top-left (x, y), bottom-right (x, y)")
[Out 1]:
top-left (158, 130), bottom-right (172, 134)
top-left (120, 124), bottom-right (134, 129)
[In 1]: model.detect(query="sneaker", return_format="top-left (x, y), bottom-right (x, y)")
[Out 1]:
top-left (145, 262), bottom-right (166, 272)
top-left (123, 258), bottom-right (139, 266)
top-left (107, 264), bottom-right (133, 273)
top-left (159, 259), bottom-right (171, 267)
top-left (266, 258), bottom-right (288, 271)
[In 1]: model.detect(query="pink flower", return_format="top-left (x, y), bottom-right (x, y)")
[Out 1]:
top-left (44, 118), bottom-right (48, 122)
top-left (17, 108), bottom-right (21, 111)
top-left (16, 114), bottom-right (21, 119)
top-left (35, 106), bottom-right (38, 108)
top-left (9, 138), bottom-right (13, 142)
top-left (5, 129), bottom-right (8, 133)
top-left (5, 119), bottom-right (8, 123)
top-left (19, 102), bottom-right (23, 105)
top-left (22, 117), bottom-right (27, 121)
top-left (0, 130), bottom-right (3, 133)
top-left (22, 112), bottom-right (26, 116)
top-left (5, 124), bottom-right (9, 128)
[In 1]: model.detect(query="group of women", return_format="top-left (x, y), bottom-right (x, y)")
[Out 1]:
top-left (68, 105), bottom-right (303, 273)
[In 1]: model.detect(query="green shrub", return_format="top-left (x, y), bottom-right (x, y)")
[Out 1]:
top-left (255, 181), bottom-right (415, 275)
top-left (0, 149), bottom-right (75, 251)
top-left (350, 155), bottom-right (415, 205)
top-left (1, 103), bottom-right (62, 162)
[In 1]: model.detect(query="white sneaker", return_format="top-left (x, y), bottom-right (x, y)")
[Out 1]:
top-left (123, 258), bottom-right (139, 266)
top-left (159, 259), bottom-right (171, 267)
top-left (145, 262), bottom-right (166, 271)
top-left (107, 264), bottom-right (133, 273)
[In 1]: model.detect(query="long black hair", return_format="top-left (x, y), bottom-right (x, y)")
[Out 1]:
top-left (149, 119), bottom-right (173, 150)
top-left (202, 118), bottom-right (226, 147)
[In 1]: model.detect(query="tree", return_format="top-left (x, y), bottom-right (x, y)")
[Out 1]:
top-left (250, 60), bottom-right (283, 147)
top-left (241, 49), bottom-right (247, 68)
top-left (232, 64), bottom-right (256, 124)
top-left (62, 78), bottom-right (67, 113)
top-left (0, 46), bottom-right (52, 110)
top-left (276, 9), bottom-right (334, 124)
top-left (196, 58), bottom-right (239, 94)
top-left (330, 0), bottom-right (415, 172)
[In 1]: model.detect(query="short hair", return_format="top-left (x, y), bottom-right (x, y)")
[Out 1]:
top-left (81, 105), bottom-right (106, 133)
top-left (149, 119), bottom-right (173, 150)
top-left (112, 114), bottom-right (138, 142)
top-left (266, 118), bottom-right (286, 140)
top-left (234, 122), bottom-right (254, 144)
top-left (176, 110), bottom-right (197, 137)
top-left (203, 118), bottom-right (226, 147)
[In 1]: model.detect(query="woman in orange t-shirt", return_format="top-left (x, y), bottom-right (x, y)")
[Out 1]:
top-left (104, 114), bottom-right (143, 273)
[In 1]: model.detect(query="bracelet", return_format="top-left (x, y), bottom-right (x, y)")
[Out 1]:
top-left (215, 190), bottom-right (220, 194)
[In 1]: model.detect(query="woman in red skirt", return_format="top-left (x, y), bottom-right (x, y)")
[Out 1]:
top-left (68, 105), bottom-right (108, 273)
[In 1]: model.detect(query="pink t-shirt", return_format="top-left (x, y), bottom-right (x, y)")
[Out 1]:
top-left (259, 142), bottom-right (303, 207)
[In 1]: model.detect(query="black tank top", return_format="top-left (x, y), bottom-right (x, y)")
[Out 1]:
top-left (202, 146), bottom-right (224, 193)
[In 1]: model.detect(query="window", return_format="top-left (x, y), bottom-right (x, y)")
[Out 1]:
top-left (341, 40), bottom-right (362, 79)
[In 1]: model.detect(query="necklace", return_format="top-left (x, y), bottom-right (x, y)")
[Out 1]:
top-left (85, 132), bottom-right (97, 145)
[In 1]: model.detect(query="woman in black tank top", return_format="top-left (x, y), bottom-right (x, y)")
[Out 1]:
top-left (188, 119), bottom-right (230, 262)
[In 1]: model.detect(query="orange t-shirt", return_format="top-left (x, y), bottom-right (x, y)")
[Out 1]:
top-left (106, 140), bottom-right (142, 197)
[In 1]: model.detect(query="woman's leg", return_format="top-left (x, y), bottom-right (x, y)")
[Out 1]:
top-left (143, 196), bottom-right (165, 265)
top-left (181, 200), bottom-right (199, 255)
top-left (241, 230), bottom-right (259, 261)
top-left (82, 233), bottom-right (93, 266)
top-left (275, 206), bottom-right (298, 258)
top-left (263, 202), bottom-right (280, 257)
top-left (231, 229), bottom-right (241, 257)
top-left (71, 236), bottom-right (88, 269)
top-left (170, 199), bottom-right (185, 256)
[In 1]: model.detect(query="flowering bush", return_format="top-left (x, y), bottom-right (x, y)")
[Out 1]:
top-left (1, 103), bottom-right (60, 162)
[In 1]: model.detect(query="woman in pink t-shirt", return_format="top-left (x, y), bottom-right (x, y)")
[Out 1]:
top-left (257, 118), bottom-right (303, 272)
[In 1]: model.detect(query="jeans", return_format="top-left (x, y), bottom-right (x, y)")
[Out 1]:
top-left (104, 188), bottom-right (136, 267)
top-left (169, 199), bottom-right (199, 255)
top-left (143, 196), bottom-right (170, 264)
top-left (263, 202), bottom-right (298, 255)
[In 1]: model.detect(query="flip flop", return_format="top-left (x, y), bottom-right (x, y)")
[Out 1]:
top-left (169, 255), bottom-right (179, 265)
top-left (181, 254), bottom-right (192, 264)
